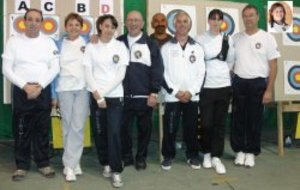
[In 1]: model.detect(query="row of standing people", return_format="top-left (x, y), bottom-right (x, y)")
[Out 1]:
top-left (1, 4), bottom-right (280, 188)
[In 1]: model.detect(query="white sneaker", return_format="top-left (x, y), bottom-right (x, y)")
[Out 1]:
top-left (64, 167), bottom-right (76, 182)
top-left (202, 153), bottom-right (212, 168)
top-left (211, 157), bottom-right (226, 174)
top-left (102, 165), bottom-right (112, 178)
top-left (234, 152), bottom-right (245, 166)
top-left (112, 173), bottom-right (123, 188)
top-left (74, 165), bottom-right (82, 175)
top-left (244, 153), bottom-right (255, 168)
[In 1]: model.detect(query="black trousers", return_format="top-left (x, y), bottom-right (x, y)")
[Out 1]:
top-left (121, 98), bottom-right (153, 162)
top-left (162, 101), bottom-right (199, 160)
top-left (91, 97), bottom-right (123, 173)
top-left (230, 75), bottom-right (267, 155)
top-left (12, 85), bottom-right (51, 170)
top-left (199, 87), bottom-right (231, 158)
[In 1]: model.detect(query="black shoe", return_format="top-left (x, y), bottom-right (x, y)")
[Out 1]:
top-left (161, 158), bottom-right (172, 171)
top-left (135, 159), bottom-right (147, 170)
top-left (123, 158), bottom-right (134, 167)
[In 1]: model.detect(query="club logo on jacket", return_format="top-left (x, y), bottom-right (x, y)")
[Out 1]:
top-left (134, 50), bottom-right (142, 59)
top-left (80, 46), bottom-right (86, 53)
top-left (113, 55), bottom-right (120, 63)
top-left (255, 42), bottom-right (261, 49)
top-left (53, 50), bottom-right (59, 55)
top-left (189, 51), bottom-right (196, 63)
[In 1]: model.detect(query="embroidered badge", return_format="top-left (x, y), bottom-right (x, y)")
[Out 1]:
top-left (53, 50), bottom-right (59, 55)
top-left (113, 55), bottom-right (120, 63)
top-left (80, 46), bottom-right (86, 53)
top-left (189, 51), bottom-right (196, 63)
top-left (134, 50), bottom-right (142, 59)
top-left (255, 43), bottom-right (261, 49)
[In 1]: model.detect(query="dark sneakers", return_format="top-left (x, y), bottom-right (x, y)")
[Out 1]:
top-left (38, 166), bottom-right (55, 178)
top-left (135, 159), bottom-right (147, 170)
top-left (161, 159), bottom-right (172, 171)
top-left (123, 157), bottom-right (134, 167)
top-left (187, 158), bottom-right (201, 170)
top-left (12, 169), bottom-right (27, 181)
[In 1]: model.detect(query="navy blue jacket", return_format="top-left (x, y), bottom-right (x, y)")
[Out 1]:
top-left (117, 33), bottom-right (164, 97)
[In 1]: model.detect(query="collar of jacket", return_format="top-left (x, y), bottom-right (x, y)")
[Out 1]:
top-left (170, 36), bottom-right (196, 45)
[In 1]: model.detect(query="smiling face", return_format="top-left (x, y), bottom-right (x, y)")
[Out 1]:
top-left (125, 11), bottom-right (144, 37)
top-left (272, 6), bottom-right (284, 23)
top-left (174, 12), bottom-right (192, 36)
top-left (99, 18), bottom-right (116, 41)
top-left (24, 10), bottom-right (43, 37)
top-left (65, 19), bottom-right (82, 40)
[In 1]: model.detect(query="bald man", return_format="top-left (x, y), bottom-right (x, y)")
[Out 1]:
top-left (117, 11), bottom-right (164, 170)
top-left (150, 13), bottom-right (172, 48)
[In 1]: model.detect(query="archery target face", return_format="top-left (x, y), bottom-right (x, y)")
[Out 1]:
top-left (206, 7), bottom-right (239, 35)
top-left (80, 16), bottom-right (94, 36)
top-left (10, 14), bottom-right (26, 36)
top-left (41, 17), bottom-right (58, 35)
top-left (287, 17), bottom-right (300, 42)
top-left (284, 61), bottom-right (300, 94)
top-left (220, 12), bottom-right (235, 35)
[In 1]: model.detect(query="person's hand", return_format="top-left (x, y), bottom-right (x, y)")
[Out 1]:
top-left (147, 93), bottom-right (158, 107)
top-left (92, 90), bottom-right (101, 101)
top-left (181, 91), bottom-right (192, 103)
top-left (262, 90), bottom-right (273, 104)
top-left (89, 34), bottom-right (99, 44)
top-left (23, 83), bottom-right (42, 99)
top-left (175, 90), bottom-right (185, 100)
top-left (97, 99), bottom-right (107, 108)
top-left (51, 99), bottom-right (59, 108)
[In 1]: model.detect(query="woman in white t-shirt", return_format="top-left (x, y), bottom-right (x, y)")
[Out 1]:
top-left (52, 13), bottom-right (90, 182)
top-left (196, 9), bottom-right (234, 175)
top-left (83, 14), bottom-right (129, 188)
top-left (268, 2), bottom-right (290, 33)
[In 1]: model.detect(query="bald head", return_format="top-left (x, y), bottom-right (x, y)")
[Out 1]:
top-left (125, 10), bottom-right (144, 37)
top-left (151, 13), bottom-right (168, 36)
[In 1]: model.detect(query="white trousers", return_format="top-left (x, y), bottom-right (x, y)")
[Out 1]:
top-left (58, 90), bottom-right (89, 169)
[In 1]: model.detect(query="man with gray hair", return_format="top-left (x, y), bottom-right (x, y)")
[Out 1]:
top-left (160, 11), bottom-right (206, 170)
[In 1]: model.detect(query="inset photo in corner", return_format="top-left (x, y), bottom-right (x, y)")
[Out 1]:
top-left (268, 1), bottom-right (293, 33)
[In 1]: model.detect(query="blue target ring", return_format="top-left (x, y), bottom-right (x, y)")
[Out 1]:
top-left (287, 65), bottom-right (300, 90)
top-left (167, 9), bottom-right (186, 35)
top-left (287, 17), bottom-right (300, 42)
top-left (221, 12), bottom-right (235, 35)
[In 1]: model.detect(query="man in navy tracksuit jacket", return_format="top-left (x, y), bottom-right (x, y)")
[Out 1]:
top-left (117, 10), bottom-right (164, 170)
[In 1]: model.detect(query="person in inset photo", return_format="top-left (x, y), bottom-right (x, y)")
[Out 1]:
top-left (268, 1), bottom-right (292, 33)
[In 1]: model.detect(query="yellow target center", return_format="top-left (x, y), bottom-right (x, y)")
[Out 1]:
top-left (293, 25), bottom-right (300, 34)
top-left (220, 22), bottom-right (227, 30)
top-left (44, 22), bottom-right (53, 30)
top-left (295, 74), bottom-right (300, 82)
top-left (82, 23), bottom-right (88, 31)
top-left (19, 21), bottom-right (26, 29)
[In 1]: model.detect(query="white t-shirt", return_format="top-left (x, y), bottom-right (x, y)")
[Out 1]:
top-left (196, 31), bottom-right (235, 88)
top-left (83, 38), bottom-right (129, 98)
top-left (56, 36), bottom-right (86, 92)
top-left (2, 33), bottom-right (59, 88)
top-left (233, 29), bottom-right (280, 79)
